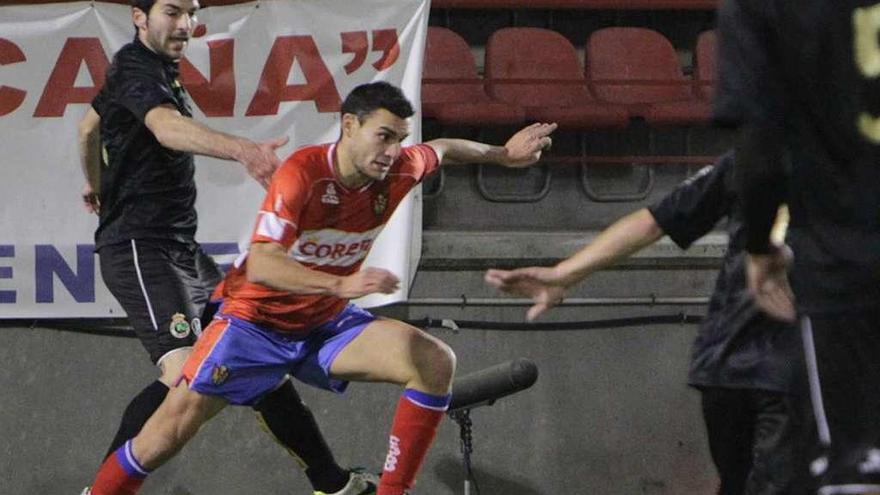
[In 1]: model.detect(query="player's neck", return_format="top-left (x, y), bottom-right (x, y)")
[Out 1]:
top-left (333, 143), bottom-right (371, 189)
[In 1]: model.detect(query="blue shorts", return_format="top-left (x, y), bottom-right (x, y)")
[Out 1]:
top-left (182, 304), bottom-right (376, 405)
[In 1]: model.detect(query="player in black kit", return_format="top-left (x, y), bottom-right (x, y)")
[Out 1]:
top-left (715, 1), bottom-right (880, 493)
top-left (486, 152), bottom-right (810, 494)
top-left (77, 0), bottom-right (376, 493)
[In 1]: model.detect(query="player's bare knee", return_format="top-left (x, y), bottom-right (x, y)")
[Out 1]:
top-left (157, 347), bottom-right (192, 385)
top-left (413, 337), bottom-right (456, 390)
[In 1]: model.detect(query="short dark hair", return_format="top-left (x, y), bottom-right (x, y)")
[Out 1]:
top-left (131, 0), bottom-right (156, 13)
top-left (340, 81), bottom-right (414, 123)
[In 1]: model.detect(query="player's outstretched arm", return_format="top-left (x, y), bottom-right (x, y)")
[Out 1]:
top-left (144, 104), bottom-right (288, 188)
top-left (485, 208), bottom-right (664, 320)
top-left (247, 242), bottom-right (400, 299)
top-left (77, 106), bottom-right (102, 214)
top-left (426, 122), bottom-right (557, 168)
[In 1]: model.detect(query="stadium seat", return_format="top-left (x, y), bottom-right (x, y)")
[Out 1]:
top-left (694, 29), bottom-right (717, 102)
top-left (422, 27), bottom-right (525, 126)
top-left (585, 27), bottom-right (710, 125)
top-left (484, 27), bottom-right (629, 129)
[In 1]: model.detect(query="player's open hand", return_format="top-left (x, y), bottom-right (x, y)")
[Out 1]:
top-left (502, 122), bottom-right (557, 168)
top-left (746, 245), bottom-right (796, 322)
top-left (485, 266), bottom-right (566, 321)
top-left (337, 267), bottom-right (400, 299)
top-left (81, 183), bottom-right (100, 215)
top-left (239, 135), bottom-right (289, 189)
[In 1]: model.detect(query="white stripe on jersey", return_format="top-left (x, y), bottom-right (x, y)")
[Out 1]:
top-left (256, 211), bottom-right (296, 241)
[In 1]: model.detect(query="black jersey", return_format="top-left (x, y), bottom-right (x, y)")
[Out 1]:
top-left (92, 37), bottom-right (197, 249)
top-left (715, 0), bottom-right (880, 313)
top-left (649, 153), bottom-right (802, 394)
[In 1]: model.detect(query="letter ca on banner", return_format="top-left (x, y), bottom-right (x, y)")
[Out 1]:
top-left (0, 29), bottom-right (401, 118)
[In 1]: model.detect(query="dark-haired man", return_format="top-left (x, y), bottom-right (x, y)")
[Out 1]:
top-left (87, 81), bottom-right (556, 495)
top-left (79, 0), bottom-right (377, 493)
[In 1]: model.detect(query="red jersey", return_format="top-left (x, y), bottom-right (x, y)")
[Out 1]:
top-left (220, 142), bottom-right (439, 333)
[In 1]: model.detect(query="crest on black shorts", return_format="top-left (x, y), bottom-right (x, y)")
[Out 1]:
top-left (212, 364), bottom-right (229, 385)
top-left (169, 313), bottom-right (191, 339)
top-left (373, 192), bottom-right (387, 217)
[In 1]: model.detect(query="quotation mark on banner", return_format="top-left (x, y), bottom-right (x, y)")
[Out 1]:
top-left (341, 30), bottom-right (400, 74)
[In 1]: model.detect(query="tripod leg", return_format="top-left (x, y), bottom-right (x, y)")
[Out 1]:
top-left (449, 409), bottom-right (475, 495)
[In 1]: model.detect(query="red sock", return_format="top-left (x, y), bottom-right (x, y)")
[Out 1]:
top-left (91, 441), bottom-right (148, 495)
top-left (378, 390), bottom-right (449, 495)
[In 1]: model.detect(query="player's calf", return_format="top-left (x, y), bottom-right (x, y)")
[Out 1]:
top-left (90, 385), bottom-right (226, 494)
top-left (378, 332), bottom-right (454, 495)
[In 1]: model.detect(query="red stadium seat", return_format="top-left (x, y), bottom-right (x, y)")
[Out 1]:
top-left (694, 29), bottom-right (717, 102)
top-left (422, 27), bottom-right (525, 126)
top-left (484, 27), bottom-right (628, 129)
top-left (585, 27), bottom-right (710, 125)
top-left (430, 0), bottom-right (718, 9)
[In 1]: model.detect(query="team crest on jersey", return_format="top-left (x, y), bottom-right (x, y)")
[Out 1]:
top-left (321, 183), bottom-right (340, 205)
top-left (373, 193), bottom-right (388, 217)
top-left (169, 313), bottom-right (191, 339)
top-left (211, 364), bottom-right (229, 385)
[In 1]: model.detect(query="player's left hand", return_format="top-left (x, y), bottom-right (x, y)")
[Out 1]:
top-left (746, 245), bottom-right (796, 322)
top-left (502, 122), bottom-right (557, 168)
top-left (242, 135), bottom-right (290, 189)
top-left (485, 266), bottom-right (566, 321)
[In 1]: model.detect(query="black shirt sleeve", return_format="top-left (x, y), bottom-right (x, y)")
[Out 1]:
top-left (113, 51), bottom-right (176, 123)
top-left (715, 0), bottom-right (787, 253)
top-left (91, 86), bottom-right (106, 115)
top-left (735, 126), bottom-right (787, 254)
top-left (648, 153), bottom-right (735, 250)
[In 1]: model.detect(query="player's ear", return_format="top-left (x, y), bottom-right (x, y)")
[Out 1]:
top-left (132, 7), bottom-right (148, 32)
top-left (341, 113), bottom-right (358, 138)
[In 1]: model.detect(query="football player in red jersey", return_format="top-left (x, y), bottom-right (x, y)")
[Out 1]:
top-left (89, 81), bottom-right (556, 495)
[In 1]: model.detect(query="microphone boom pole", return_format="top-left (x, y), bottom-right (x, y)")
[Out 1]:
top-left (446, 358), bottom-right (539, 495)
top-left (448, 358), bottom-right (539, 411)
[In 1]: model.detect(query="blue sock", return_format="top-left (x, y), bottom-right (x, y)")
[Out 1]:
top-left (403, 388), bottom-right (451, 411)
top-left (115, 440), bottom-right (150, 479)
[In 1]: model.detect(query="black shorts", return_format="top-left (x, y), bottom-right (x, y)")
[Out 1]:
top-left (99, 239), bottom-right (224, 364)
top-left (700, 387), bottom-right (810, 495)
top-left (802, 311), bottom-right (880, 494)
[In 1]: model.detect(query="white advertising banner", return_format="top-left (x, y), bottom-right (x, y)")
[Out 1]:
top-left (0, 0), bottom-right (430, 317)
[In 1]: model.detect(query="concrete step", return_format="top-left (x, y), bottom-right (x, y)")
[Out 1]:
top-left (420, 230), bottom-right (727, 270)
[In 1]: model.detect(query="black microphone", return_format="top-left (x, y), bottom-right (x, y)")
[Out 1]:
top-left (448, 358), bottom-right (538, 411)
